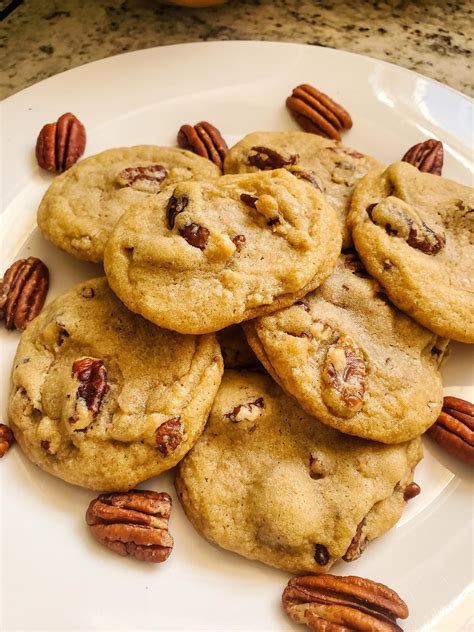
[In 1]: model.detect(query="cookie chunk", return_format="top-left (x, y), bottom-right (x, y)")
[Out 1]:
top-left (224, 131), bottom-right (381, 247)
top-left (243, 253), bottom-right (445, 444)
top-left (104, 169), bottom-right (341, 334)
top-left (347, 161), bottom-right (474, 342)
top-left (37, 145), bottom-right (221, 262)
top-left (8, 278), bottom-right (223, 490)
top-left (175, 371), bottom-right (422, 574)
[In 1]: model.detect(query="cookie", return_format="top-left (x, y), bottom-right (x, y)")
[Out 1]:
top-left (8, 278), bottom-right (223, 491)
top-left (175, 370), bottom-right (423, 574)
top-left (347, 161), bottom-right (474, 342)
top-left (104, 169), bottom-right (341, 334)
top-left (37, 145), bottom-right (221, 262)
top-left (217, 325), bottom-right (259, 369)
top-left (224, 131), bottom-right (381, 247)
top-left (243, 253), bottom-right (445, 444)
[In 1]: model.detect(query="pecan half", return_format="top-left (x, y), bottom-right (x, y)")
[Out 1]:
top-left (177, 121), bottom-right (228, 169)
top-left (224, 397), bottom-right (264, 423)
top-left (72, 358), bottom-right (108, 419)
top-left (322, 335), bottom-right (367, 417)
top-left (35, 112), bottom-right (86, 173)
top-left (426, 396), bottom-right (474, 465)
top-left (401, 139), bottom-right (443, 176)
top-left (0, 424), bottom-right (15, 458)
top-left (179, 223), bottom-right (210, 249)
top-left (282, 574), bottom-right (409, 632)
top-left (247, 146), bottom-right (298, 170)
top-left (86, 490), bottom-right (173, 563)
top-left (166, 193), bottom-right (189, 229)
top-left (367, 201), bottom-right (445, 255)
top-left (116, 165), bottom-right (168, 193)
top-left (342, 519), bottom-right (368, 562)
top-left (155, 417), bottom-right (183, 456)
top-left (286, 84), bottom-right (352, 141)
top-left (0, 257), bottom-right (49, 331)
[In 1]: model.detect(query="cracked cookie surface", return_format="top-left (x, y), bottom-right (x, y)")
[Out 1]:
top-left (8, 278), bottom-right (223, 490)
top-left (224, 131), bottom-right (381, 248)
top-left (175, 370), bottom-right (422, 574)
top-left (104, 169), bottom-right (341, 334)
top-left (37, 145), bottom-right (220, 262)
top-left (244, 254), bottom-right (445, 444)
top-left (348, 161), bottom-right (474, 342)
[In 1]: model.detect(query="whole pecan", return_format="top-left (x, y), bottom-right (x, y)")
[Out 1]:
top-left (426, 396), bottom-right (473, 465)
top-left (177, 121), bottom-right (228, 169)
top-left (401, 139), bottom-right (443, 176)
top-left (72, 357), bottom-right (108, 419)
top-left (367, 202), bottom-right (445, 256)
top-left (155, 417), bottom-right (183, 456)
top-left (322, 334), bottom-right (367, 417)
top-left (179, 223), bottom-right (210, 249)
top-left (0, 424), bottom-right (15, 458)
top-left (116, 165), bottom-right (168, 193)
top-left (286, 84), bottom-right (353, 141)
top-left (247, 146), bottom-right (297, 170)
top-left (0, 257), bottom-right (49, 331)
top-left (35, 112), bottom-right (86, 173)
top-left (283, 574), bottom-right (409, 632)
top-left (86, 490), bottom-right (173, 563)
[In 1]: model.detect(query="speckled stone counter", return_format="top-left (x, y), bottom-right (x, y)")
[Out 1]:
top-left (1, 0), bottom-right (473, 100)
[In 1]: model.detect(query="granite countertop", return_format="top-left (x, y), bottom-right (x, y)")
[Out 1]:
top-left (1, 0), bottom-right (473, 100)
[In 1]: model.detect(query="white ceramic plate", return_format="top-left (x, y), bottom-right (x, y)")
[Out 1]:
top-left (1, 42), bottom-right (473, 632)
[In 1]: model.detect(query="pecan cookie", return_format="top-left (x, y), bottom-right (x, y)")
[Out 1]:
top-left (243, 253), bottom-right (445, 443)
top-left (175, 370), bottom-right (422, 574)
top-left (104, 169), bottom-right (341, 334)
top-left (37, 145), bottom-right (220, 262)
top-left (348, 161), bottom-right (474, 342)
top-left (8, 278), bottom-right (223, 490)
top-left (223, 131), bottom-right (381, 247)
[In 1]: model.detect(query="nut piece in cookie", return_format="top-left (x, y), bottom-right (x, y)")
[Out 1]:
top-left (282, 574), bottom-right (409, 631)
top-left (175, 371), bottom-right (423, 573)
top-left (86, 490), bottom-right (173, 562)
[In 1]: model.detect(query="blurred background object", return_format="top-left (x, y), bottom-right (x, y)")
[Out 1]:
top-left (1, 0), bottom-right (472, 99)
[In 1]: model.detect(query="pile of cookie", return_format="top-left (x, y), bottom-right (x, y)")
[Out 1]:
top-left (1, 84), bottom-right (473, 631)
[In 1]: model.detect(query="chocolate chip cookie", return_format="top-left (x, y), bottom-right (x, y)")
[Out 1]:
top-left (243, 253), bottom-right (446, 444)
top-left (104, 169), bottom-right (341, 334)
top-left (175, 370), bottom-right (422, 574)
top-left (348, 161), bottom-right (474, 342)
top-left (8, 278), bottom-right (223, 490)
top-left (224, 131), bottom-right (381, 247)
top-left (37, 145), bottom-right (221, 262)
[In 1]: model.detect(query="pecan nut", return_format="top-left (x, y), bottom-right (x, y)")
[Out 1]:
top-left (367, 201), bottom-right (445, 255)
top-left (35, 112), bottom-right (86, 173)
top-left (0, 257), bottom-right (49, 331)
top-left (177, 121), bottom-right (228, 169)
top-left (166, 193), bottom-right (189, 229)
top-left (0, 424), bottom-right (15, 458)
top-left (401, 139), bottom-right (443, 176)
top-left (286, 83), bottom-right (352, 141)
top-left (287, 166), bottom-right (321, 189)
top-left (155, 417), bottom-right (183, 456)
top-left (342, 519), bottom-right (368, 562)
top-left (247, 146), bottom-right (297, 170)
top-left (282, 574), bottom-right (409, 632)
top-left (224, 397), bottom-right (264, 423)
top-left (86, 490), bottom-right (173, 563)
top-left (426, 396), bottom-right (474, 465)
top-left (179, 223), bottom-right (210, 249)
top-left (72, 357), bottom-right (108, 421)
top-left (322, 334), bottom-right (367, 417)
top-left (116, 165), bottom-right (168, 193)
